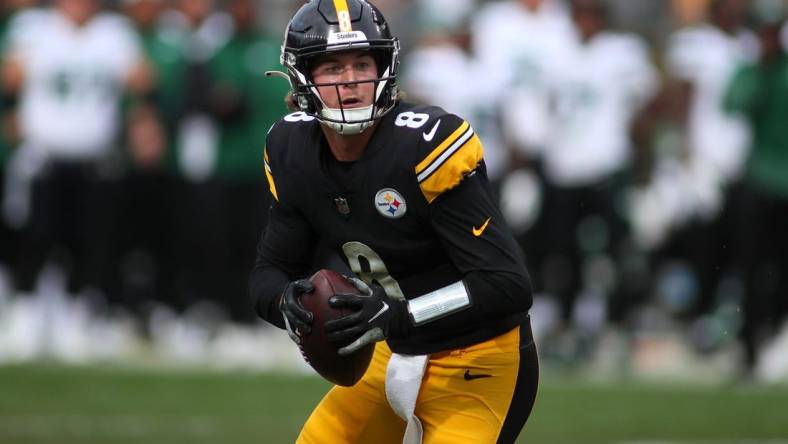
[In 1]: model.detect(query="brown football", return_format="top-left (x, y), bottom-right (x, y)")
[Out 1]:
top-left (298, 269), bottom-right (375, 387)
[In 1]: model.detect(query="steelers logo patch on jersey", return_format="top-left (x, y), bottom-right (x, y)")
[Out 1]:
top-left (375, 188), bottom-right (407, 219)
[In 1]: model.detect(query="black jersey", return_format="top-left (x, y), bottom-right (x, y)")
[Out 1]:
top-left (250, 101), bottom-right (532, 354)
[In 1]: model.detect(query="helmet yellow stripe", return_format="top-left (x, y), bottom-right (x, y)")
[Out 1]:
top-left (333, 0), bottom-right (353, 32)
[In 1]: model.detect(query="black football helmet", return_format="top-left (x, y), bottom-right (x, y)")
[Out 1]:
top-left (268, 0), bottom-right (400, 135)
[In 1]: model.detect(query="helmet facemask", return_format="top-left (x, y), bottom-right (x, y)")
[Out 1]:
top-left (282, 39), bottom-right (401, 135)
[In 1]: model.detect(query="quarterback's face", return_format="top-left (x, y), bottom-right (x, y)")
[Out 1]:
top-left (310, 51), bottom-right (378, 110)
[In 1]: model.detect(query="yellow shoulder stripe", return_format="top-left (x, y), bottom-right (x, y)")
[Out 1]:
top-left (263, 147), bottom-right (279, 202)
top-left (415, 121), bottom-right (470, 177)
top-left (418, 133), bottom-right (484, 204)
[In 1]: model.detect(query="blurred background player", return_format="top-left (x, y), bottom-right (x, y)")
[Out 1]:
top-left (205, 0), bottom-right (289, 323)
top-left (652, 0), bottom-right (758, 331)
top-left (0, 2), bottom-right (26, 303)
top-left (114, 0), bottom-right (183, 338)
top-left (724, 0), bottom-right (788, 377)
top-left (474, 0), bottom-right (574, 164)
top-left (1, 0), bottom-right (149, 361)
top-left (536, 0), bottom-right (658, 356)
top-left (129, 0), bottom-right (287, 358)
top-left (155, 0), bottom-right (238, 348)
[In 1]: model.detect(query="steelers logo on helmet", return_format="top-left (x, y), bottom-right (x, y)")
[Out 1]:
top-left (270, 0), bottom-right (401, 136)
top-left (375, 188), bottom-right (407, 219)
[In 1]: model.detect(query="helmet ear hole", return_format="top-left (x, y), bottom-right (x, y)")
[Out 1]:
top-left (298, 96), bottom-right (309, 110)
top-left (371, 50), bottom-right (389, 77)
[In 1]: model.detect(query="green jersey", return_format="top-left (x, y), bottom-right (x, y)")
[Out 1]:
top-left (725, 54), bottom-right (788, 199)
top-left (140, 28), bottom-right (187, 130)
top-left (131, 27), bottom-right (188, 173)
top-left (209, 33), bottom-right (289, 180)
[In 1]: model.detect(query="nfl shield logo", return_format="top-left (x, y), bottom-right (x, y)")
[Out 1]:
top-left (375, 188), bottom-right (407, 219)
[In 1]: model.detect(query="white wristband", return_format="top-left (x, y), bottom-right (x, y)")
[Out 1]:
top-left (407, 281), bottom-right (471, 326)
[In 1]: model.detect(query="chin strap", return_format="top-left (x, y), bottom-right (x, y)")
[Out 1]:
top-left (320, 105), bottom-right (376, 135)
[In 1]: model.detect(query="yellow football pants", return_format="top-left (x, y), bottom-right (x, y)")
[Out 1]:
top-left (297, 318), bottom-right (538, 444)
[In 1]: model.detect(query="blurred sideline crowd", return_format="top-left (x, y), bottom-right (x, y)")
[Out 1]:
top-left (0, 0), bottom-right (787, 382)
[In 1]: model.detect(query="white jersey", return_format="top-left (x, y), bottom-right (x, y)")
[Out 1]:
top-left (472, 0), bottom-right (575, 153)
top-left (6, 10), bottom-right (141, 160)
top-left (543, 32), bottom-right (658, 187)
top-left (402, 44), bottom-right (507, 181)
top-left (666, 25), bottom-right (759, 182)
top-left (472, 0), bottom-right (573, 83)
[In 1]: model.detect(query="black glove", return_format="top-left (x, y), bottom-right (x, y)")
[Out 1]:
top-left (279, 279), bottom-right (314, 344)
top-left (324, 277), bottom-right (409, 356)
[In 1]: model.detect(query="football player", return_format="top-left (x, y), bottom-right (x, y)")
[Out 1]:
top-left (537, 0), bottom-right (658, 332)
top-left (659, 0), bottom-right (758, 322)
top-left (249, 1), bottom-right (538, 443)
top-left (2, 0), bottom-right (149, 359)
top-left (724, 4), bottom-right (788, 376)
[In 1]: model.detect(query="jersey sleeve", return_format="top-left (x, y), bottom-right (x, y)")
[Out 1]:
top-left (414, 113), bottom-right (485, 204)
top-left (2, 9), bottom-right (46, 59)
top-left (401, 113), bottom-right (532, 337)
top-left (249, 127), bottom-right (317, 328)
top-left (411, 164), bottom-right (532, 334)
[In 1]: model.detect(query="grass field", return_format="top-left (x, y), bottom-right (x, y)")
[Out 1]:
top-left (1, 364), bottom-right (787, 444)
